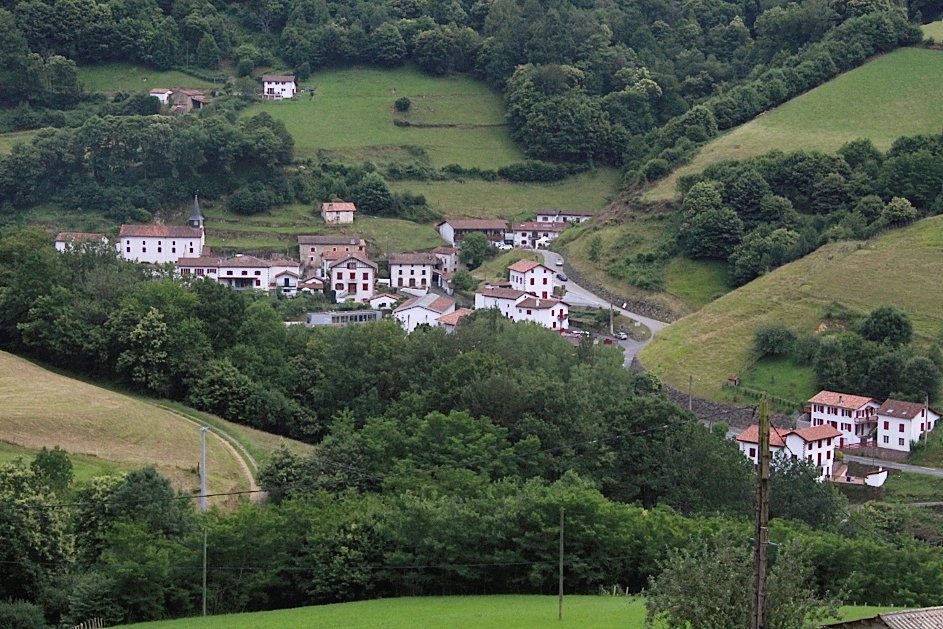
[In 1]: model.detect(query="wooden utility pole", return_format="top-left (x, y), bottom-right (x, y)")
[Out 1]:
top-left (558, 507), bottom-right (565, 621)
top-left (751, 397), bottom-right (770, 629)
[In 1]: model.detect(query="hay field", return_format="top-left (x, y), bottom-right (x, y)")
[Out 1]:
top-left (638, 215), bottom-right (943, 398)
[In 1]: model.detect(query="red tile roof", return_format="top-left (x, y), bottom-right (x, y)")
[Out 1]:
top-left (507, 259), bottom-right (545, 273)
top-left (792, 425), bottom-right (842, 442)
top-left (431, 246), bottom-right (458, 255)
top-left (437, 308), bottom-right (474, 325)
top-left (512, 221), bottom-right (566, 232)
top-left (736, 425), bottom-right (787, 448)
top-left (55, 231), bottom-right (105, 243)
top-left (439, 219), bottom-right (509, 230)
top-left (389, 252), bottom-right (438, 265)
top-left (515, 297), bottom-right (562, 310)
top-left (395, 293), bottom-right (455, 314)
top-left (878, 399), bottom-right (934, 420)
top-left (176, 256), bottom-right (222, 267)
top-left (328, 252), bottom-right (378, 269)
top-left (119, 225), bottom-right (202, 238)
top-left (321, 202), bottom-right (356, 213)
top-left (808, 390), bottom-right (877, 409)
top-left (262, 75), bottom-right (296, 83)
top-left (218, 254), bottom-right (270, 268)
top-left (476, 286), bottom-right (527, 300)
top-left (297, 235), bottom-right (366, 246)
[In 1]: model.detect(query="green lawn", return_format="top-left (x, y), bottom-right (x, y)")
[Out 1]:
top-left (727, 355), bottom-right (818, 412)
top-left (123, 595), bottom-right (897, 628)
top-left (76, 62), bottom-right (219, 93)
top-left (663, 258), bottom-right (729, 310)
top-left (647, 47), bottom-right (943, 200)
top-left (639, 215), bottom-right (943, 399)
top-left (252, 66), bottom-right (522, 169)
top-left (0, 441), bottom-right (122, 485)
top-left (882, 472), bottom-right (943, 503)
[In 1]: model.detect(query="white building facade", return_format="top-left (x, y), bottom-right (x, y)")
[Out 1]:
top-left (262, 75), bottom-right (297, 99)
top-left (393, 293), bottom-right (456, 333)
top-left (508, 260), bottom-right (556, 300)
top-left (877, 399), bottom-right (940, 452)
top-left (328, 253), bottom-right (377, 302)
top-left (389, 252), bottom-right (438, 290)
top-left (808, 390), bottom-right (880, 448)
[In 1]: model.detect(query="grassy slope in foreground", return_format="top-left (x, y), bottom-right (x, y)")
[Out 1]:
top-left (0, 351), bottom-right (311, 499)
top-left (647, 47), bottom-right (943, 201)
top-left (638, 215), bottom-right (943, 400)
top-left (124, 596), bottom-right (896, 628)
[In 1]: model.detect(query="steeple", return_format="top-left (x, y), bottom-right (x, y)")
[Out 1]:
top-left (189, 193), bottom-right (204, 230)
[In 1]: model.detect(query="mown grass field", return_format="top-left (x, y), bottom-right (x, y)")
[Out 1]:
top-left (123, 595), bottom-right (896, 628)
top-left (638, 215), bottom-right (943, 400)
top-left (0, 351), bottom-right (311, 497)
top-left (922, 19), bottom-right (943, 41)
top-left (76, 62), bottom-right (219, 93)
top-left (646, 47), bottom-right (943, 200)
top-left (254, 66), bottom-right (520, 168)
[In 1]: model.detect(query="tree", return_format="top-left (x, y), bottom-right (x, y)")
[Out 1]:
top-left (458, 232), bottom-right (490, 269)
top-left (196, 32), bottom-right (221, 69)
top-left (754, 324), bottom-right (797, 357)
top-left (858, 304), bottom-right (913, 348)
top-left (30, 446), bottom-right (73, 496)
top-left (451, 268), bottom-right (478, 291)
top-left (351, 172), bottom-right (395, 216)
top-left (770, 452), bottom-right (847, 529)
top-left (678, 205), bottom-right (744, 260)
top-left (368, 22), bottom-right (406, 66)
top-left (646, 536), bottom-right (840, 629)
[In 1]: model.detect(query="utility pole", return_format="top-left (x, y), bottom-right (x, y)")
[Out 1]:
top-left (751, 397), bottom-right (770, 629)
top-left (558, 507), bottom-right (564, 621)
top-left (200, 426), bottom-right (208, 513)
top-left (202, 528), bottom-right (208, 617)
top-left (688, 375), bottom-right (693, 411)
top-left (609, 303), bottom-right (614, 337)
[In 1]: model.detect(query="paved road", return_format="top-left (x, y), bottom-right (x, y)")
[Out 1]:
top-left (539, 250), bottom-right (668, 364)
top-left (844, 454), bottom-right (943, 478)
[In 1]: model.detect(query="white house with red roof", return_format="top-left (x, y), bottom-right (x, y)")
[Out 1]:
top-left (321, 201), bottom-right (356, 224)
top-left (119, 195), bottom-right (205, 264)
top-left (55, 232), bottom-right (107, 252)
top-left (393, 293), bottom-right (456, 333)
top-left (508, 259), bottom-right (556, 299)
top-left (437, 219), bottom-right (509, 246)
top-left (217, 254), bottom-right (271, 290)
top-left (437, 307), bottom-right (474, 333)
top-left (262, 75), bottom-right (297, 100)
top-left (328, 252), bottom-right (377, 302)
top-left (877, 399), bottom-right (940, 452)
top-left (297, 235), bottom-right (366, 277)
top-left (176, 255), bottom-right (220, 280)
top-left (808, 390), bottom-right (880, 448)
top-left (510, 221), bottom-right (567, 248)
top-left (369, 293), bottom-right (400, 310)
top-left (513, 296), bottom-right (569, 331)
top-left (736, 424), bottom-right (843, 481)
top-left (475, 285), bottom-right (528, 319)
top-left (535, 209), bottom-right (594, 224)
top-left (389, 252), bottom-right (438, 290)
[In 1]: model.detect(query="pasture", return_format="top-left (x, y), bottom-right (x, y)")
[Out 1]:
top-left (637, 215), bottom-right (943, 399)
top-left (646, 47), bottom-right (943, 200)
top-left (0, 351), bottom-right (311, 498)
top-left (76, 62), bottom-right (220, 93)
top-left (123, 595), bottom-right (896, 628)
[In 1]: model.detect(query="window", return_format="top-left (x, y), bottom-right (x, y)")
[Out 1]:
top-left (242, 271), bottom-right (248, 276)
top-left (181, 268), bottom-right (191, 274)
top-left (172, 248), bottom-right (176, 253)
top-left (827, 438), bottom-right (832, 446)
top-left (255, 279), bottom-right (260, 287)
top-left (254, 270), bottom-right (261, 275)
top-left (362, 283), bottom-right (368, 291)
top-left (530, 278), bottom-right (534, 285)
top-left (142, 247), bottom-right (146, 252)
top-left (883, 436), bottom-right (889, 444)
top-left (543, 278), bottom-right (547, 284)
top-left (749, 447), bottom-right (756, 458)
top-left (348, 262), bottom-right (356, 269)
top-left (899, 424), bottom-right (905, 432)
top-left (826, 451), bottom-right (831, 459)
top-left (363, 273), bottom-right (369, 280)
top-left (126, 247), bottom-right (131, 253)
top-left (899, 438), bottom-right (905, 446)
top-left (157, 247), bottom-right (162, 253)
top-left (883, 421), bottom-right (889, 429)
top-left (196, 269), bottom-right (204, 276)
top-left (336, 272), bottom-right (343, 280)
top-left (526, 310), bottom-right (532, 315)
top-left (226, 271), bottom-right (233, 276)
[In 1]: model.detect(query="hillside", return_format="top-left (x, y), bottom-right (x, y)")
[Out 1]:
top-left (637, 215), bottom-right (943, 400)
top-left (0, 351), bottom-right (311, 500)
top-left (646, 47), bottom-right (943, 201)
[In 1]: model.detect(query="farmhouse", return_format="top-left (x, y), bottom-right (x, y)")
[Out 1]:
top-left (535, 209), bottom-right (594, 224)
top-left (118, 195), bottom-right (205, 264)
top-left (389, 252), bottom-right (438, 290)
top-left (808, 390), bottom-right (880, 448)
top-left (55, 232), bottom-right (107, 252)
top-left (393, 293), bottom-right (456, 333)
top-left (327, 252), bottom-right (377, 302)
top-left (508, 259), bottom-right (557, 300)
top-left (297, 235), bottom-right (367, 276)
top-left (736, 424), bottom-right (843, 481)
top-left (437, 219), bottom-right (509, 246)
top-left (876, 399), bottom-right (940, 452)
top-left (510, 221), bottom-right (567, 248)
top-left (262, 75), bottom-right (297, 100)
top-left (513, 296), bottom-right (569, 331)
top-left (321, 201), bottom-right (356, 224)
top-left (475, 285), bottom-right (528, 319)
top-left (169, 89), bottom-right (210, 113)
top-left (437, 308), bottom-right (474, 333)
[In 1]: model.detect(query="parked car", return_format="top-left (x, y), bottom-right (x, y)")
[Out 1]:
top-left (494, 242), bottom-right (513, 250)
top-left (556, 273), bottom-right (568, 282)
top-left (555, 258), bottom-right (563, 266)
top-left (616, 332), bottom-right (628, 340)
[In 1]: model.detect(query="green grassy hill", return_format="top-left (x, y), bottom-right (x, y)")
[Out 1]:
top-left (0, 351), bottom-right (312, 498)
top-left (637, 215), bottom-right (943, 401)
top-left (646, 47), bottom-right (943, 201)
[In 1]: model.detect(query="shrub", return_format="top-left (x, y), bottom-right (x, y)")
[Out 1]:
top-left (753, 324), bottom-right (797, 357)
top-left (394, 97), bottom-right (411, 112)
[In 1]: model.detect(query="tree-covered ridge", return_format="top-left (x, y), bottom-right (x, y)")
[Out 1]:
top-left (0, 0), bottom-right (925, 174)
